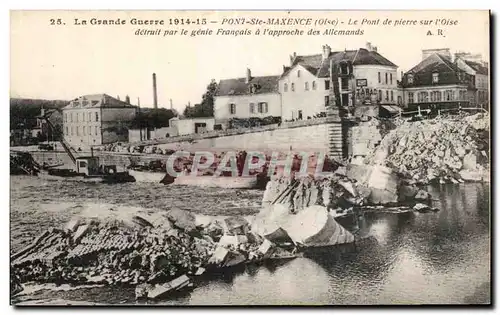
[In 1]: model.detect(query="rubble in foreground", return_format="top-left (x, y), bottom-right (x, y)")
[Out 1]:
top-left (365, 113), bottom-right (490, 185)
top-left (11, 202), bottom-right (354, 301)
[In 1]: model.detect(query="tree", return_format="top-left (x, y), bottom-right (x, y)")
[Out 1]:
top-left (10, 98), bottom-right (67, 130)
top-left (130, 108), bottom-right (175, 129)
top-left (184, 79), bottom-right (217, 118)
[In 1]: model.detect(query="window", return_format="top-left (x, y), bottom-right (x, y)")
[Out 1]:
top-left (390, 73), bottom-right (393, 85)
top-left (385, 90), bottom-right (389, 101)
top-left (83, 126), bottom-right (86, 136)
top-left (284, 83), bottom-right (288, 92)
top-left (325, 80), bottom-right (330, 90)
top-left (312, 81), bottom-right (317, 90)
top-left (407, 74), bottom-right (414, 84)
top-left (297, 70), bottom-right (301, 78)
top-left (70, 113), bottom-right (73, 122)
top-left (95, 126), bottom-right (98, 136)
top-left (258, 102), bottom-right (268, 113)
top-left (249, 103), bottom-right (255, 113)
top-left (71, 126), bottom-right (74, 136)
top-left (65, 126), bottom-right (69, 135)
top-left (291, 83), bottom-right (295, 92)
top-left (88, 113), bottom-right (91, 121)
top-left (298, 110), bottom-right (303, 120)
top-left (324, 95), bottom-right (329, 106)
top-left (391, 90), bottom-right (394, 102)
top-left (77, 113), bottom-right (80, 122)
top-left (385, 73), bottom-right (388, 84)
top-left (408, 92), bottom-right (414, 103)
top-left (305, 82), bottom-right (309, 91)
top-left (430, 91), bottom-right (442, 102)
top-left (459, 90), bottom-right (467, 100)
top-left (418, 91), bottom-right (429, 103)
top-left (378, 90), bottom-right (382, 101)
top-left (64, 113), bottom-right (67, 122)
top-left (229, 103), bottom-right (236, 115)
top-left (432, 73), bottom-right (439, 83)
top-left (339, 63), bottom-right (349, 75)
top-left (79, 161), bottom-right (87, 168)
top-left (445, 90), bottom-right (454, 101)
top-left (378, 72), bottom-right (381, 83)
top-left (341, 78), bottom-right (349, 91)
top-left (95, 112), bottom-right (99, 122)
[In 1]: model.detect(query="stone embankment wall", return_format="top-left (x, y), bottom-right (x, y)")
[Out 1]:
top-left (101, 118), bottom-right (344, 158)
top-left (156, 123), bottom-right (332, 154)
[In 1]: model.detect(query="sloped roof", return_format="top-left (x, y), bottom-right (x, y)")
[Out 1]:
top-left (283, 48), bottom-right (397, 79)
top-left (216, 75), bottom-right (280, 96)
top-left (463, 60), bottom-right (489, 75)
top-left (402, 54), bottom-right (471, 87)
top-left (63, 94), bottom-right (137, 110)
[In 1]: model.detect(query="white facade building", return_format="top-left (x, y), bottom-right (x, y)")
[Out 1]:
top-left (63, 94), bottom-right (137, 149)
top-left (279, 43), bottom-right (399, 120)
top-left (214, 69), bottom-right (281, 128)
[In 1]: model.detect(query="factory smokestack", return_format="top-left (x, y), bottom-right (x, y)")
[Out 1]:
top-left (152, 73), bottom-right (158, 109)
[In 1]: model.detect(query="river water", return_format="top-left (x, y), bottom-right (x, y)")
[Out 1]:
top-left (10, 175), bottom-right (490, 305)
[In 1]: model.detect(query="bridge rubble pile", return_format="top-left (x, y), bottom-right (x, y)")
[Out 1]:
top-left (262, 156), bottom-right (437, 211)
top-left (365, 113), bottom-right (490, 184)
top-left (12, 202), bottom-right (355, 300)
top-left (10, 152), bottom-right (40, 175)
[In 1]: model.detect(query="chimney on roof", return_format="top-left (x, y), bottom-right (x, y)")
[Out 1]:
top-left (366, 42), bottom-right (377, 52)
top-left (246, 68), bottom-right (252, 84)
top-left (290, 52), bottom-right (297, 66)
top-left (401, 71), bottom-right (403, 80)
top-left (152, 73), bottom-right (158, 109)
top-left (322, 45), bottom-right (331, 61)
top-left (117, 95), bottom-right (121, 101)
top-left (125, 95), bottom-right (130, 104)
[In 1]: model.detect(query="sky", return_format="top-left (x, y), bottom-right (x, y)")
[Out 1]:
top-left (10, 10), bottom-right (489, 113)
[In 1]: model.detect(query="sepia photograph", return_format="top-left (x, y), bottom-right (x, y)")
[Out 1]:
top-left (9, 10), bottom-right (490, 306)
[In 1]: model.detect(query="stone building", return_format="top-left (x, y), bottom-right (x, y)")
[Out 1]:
top-left (455, 52), bottom-right (489, 107)
top-left (62, 94), bottom-right (137, 149)
top-left (213, 69), bottom-right (281, 129)
top-left (401, 49), bottom-right (476, 110)
top-left (279, 43), bottom-right (399, 120)
top-left (35, 107), bottom-right (63, 141)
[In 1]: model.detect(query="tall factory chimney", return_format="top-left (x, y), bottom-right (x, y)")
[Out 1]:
top-left (152, 73), bottom-right (158, 109)
top-left (170, 98), bottom-right (173, 110)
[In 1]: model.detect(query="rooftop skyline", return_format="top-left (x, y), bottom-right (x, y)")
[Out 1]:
top-left (10, 11), bottom-right (489, 112)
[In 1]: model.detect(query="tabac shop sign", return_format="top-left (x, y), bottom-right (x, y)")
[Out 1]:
top-left (356, 79), bottom-right (368, 87)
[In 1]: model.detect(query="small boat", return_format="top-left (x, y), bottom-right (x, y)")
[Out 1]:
top-left (172, 175), bottom-right (259, 189)
top-left (128, 169), bottom-right (167, 183)
top-left (38, 169), bottom-right (135, 184)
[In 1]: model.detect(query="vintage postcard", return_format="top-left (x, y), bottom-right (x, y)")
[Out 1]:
top-left (10, 10), bottom-right (490, 306)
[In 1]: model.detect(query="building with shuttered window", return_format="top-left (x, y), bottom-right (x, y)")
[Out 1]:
top-left (213, 69), bottom-right (281, 129)
top-left (62, 94), bottom-right (137, 149)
